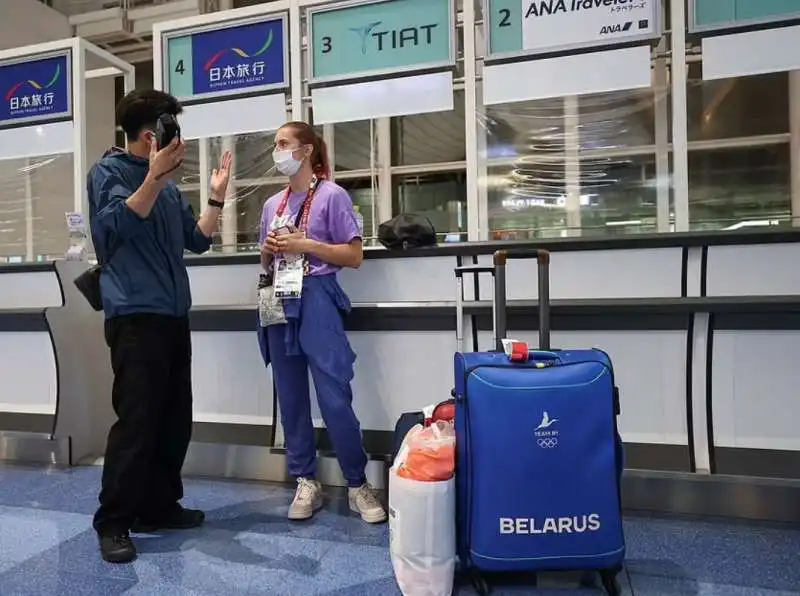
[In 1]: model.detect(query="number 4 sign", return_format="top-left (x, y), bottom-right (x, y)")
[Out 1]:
top-left (162, 15), bottom-right (288, 103)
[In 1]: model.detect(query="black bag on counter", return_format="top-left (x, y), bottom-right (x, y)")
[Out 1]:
top-left (378, 214), bottom-right (437, 250)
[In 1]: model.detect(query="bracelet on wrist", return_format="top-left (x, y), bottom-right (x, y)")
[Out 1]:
top-left (207, 198), bottom-right (224, 209)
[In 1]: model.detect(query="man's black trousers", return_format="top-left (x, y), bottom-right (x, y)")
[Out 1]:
top-left (93, 314), bottom-right (194, 536)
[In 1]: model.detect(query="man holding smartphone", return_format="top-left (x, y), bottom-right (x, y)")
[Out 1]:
top-left (87, 89), bottom-right (232, 563)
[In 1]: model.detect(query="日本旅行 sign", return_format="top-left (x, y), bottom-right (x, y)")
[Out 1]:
top-left (308, 0), bottom-right (455, 84)
top-left (163, 15), bottom-right (288, 103)
top-left (0, 51), bottom-right (71, 128)
top-left (689, 0), bottom-right (800, 33)
top-left (487, 0), bottom-right (660, 60)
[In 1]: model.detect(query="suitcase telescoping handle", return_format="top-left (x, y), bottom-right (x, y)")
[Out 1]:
top-left (454, 264), bottom-right (495, 352)
top-left (493, 248), bottom-right (551, 351)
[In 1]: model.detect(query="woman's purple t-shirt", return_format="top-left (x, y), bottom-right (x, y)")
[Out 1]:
top-left (259, 180), bottom-right (361, 277)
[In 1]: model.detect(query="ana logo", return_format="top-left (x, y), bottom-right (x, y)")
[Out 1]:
top-left (203, 30), bottom-right (274, 86)
top-left (535, 411), bottom-right (559, 449)
top-left (349, 21), bottom-right (383, 54)
top-left (599, 21), bottom-right (632, 35)
top-left (5, 63), bottom-right (61, 112)
top-left (347, 22), bottom-right (439, 52)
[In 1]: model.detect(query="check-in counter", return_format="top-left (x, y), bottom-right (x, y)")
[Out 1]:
top-left (0, 260), bottom-right (112, 466)
top-left (2, 230), bottom-right (798, 523)
top-left (183, 229), bottom-right (800, 523)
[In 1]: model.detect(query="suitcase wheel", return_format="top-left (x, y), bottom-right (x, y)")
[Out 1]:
top-left (470, 574), bottom-right (490, 596)
top-left (599, 568), bottom-right (622, 596)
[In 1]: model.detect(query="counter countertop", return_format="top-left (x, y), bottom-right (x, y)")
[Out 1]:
top-left (2, 228), bottom-right (799, 274)
top-left (184, 228), bottom-right (800, 268)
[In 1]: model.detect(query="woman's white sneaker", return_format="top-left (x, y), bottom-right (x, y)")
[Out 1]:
top-left (288, 477), bottom-right (323, 520)
top-left (348, 483), bottom-right (387, 523)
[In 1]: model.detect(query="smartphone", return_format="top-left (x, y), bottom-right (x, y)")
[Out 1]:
top-left (155, 113), bottom-right (181, 149)
top-left (272, 225), bottom-right (293, 236)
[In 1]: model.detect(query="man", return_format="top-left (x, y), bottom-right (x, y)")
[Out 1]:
top-left (88, 89), bottom-right (232, 563)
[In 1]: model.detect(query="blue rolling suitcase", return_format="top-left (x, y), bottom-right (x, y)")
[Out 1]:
top-left (453, 249), bottom-right (625, 596)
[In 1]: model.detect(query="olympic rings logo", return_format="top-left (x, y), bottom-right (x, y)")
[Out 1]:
top-left (537, 438), bottom-right (558, 448)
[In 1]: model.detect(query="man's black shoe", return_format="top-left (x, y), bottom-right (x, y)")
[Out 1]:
top-left (99, 533), bottom-right (136, 563)
top-left (131, 507), bottom-right (205, 533)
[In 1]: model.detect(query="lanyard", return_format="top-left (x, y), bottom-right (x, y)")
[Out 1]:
top-left (275, 177), bottom-right (319, 231)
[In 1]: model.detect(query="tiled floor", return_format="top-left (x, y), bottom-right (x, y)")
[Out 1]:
top-left (0, 464), bottom-right (798, 595)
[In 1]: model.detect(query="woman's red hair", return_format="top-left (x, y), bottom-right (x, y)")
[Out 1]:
top-left (280, 121), bottom-right (331, 180)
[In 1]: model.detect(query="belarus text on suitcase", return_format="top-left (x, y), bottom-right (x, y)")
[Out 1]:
top-left (453, 249), bottom-right (625, 596)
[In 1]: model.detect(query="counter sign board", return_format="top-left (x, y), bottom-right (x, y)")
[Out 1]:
top-left (163, 14), bottom-right (288, 104)
top-left (308, 0), bottom-right (455, 84)
top-left (0, 51), bottom-right (72, 129)
top-left (689, 0), bottom-right (800, 33)
top-left (487, 0), bottom-right (660, 60)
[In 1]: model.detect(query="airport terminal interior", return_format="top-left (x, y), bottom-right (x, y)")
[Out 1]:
top-left (1, 0), bottom-right (800, 594)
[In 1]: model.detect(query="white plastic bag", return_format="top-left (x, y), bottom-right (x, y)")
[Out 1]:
top-left (389, 468), bottom-right (456, 596)
top-left (258, 283), bottom-right (286, 327)
top-left (396, 421), bottom-right (456, 483)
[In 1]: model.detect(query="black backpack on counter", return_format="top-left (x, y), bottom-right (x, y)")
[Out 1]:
top-left (378, 214), bottom-right (437, 250)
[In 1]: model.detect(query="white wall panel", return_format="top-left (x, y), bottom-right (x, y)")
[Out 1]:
top-left (712, 330), bottom-right (800, 451)
top-left (188, 257), bottom-right (461, 307)
top-left (189, 264), bottom-right (262, 307)
top-left (477, 248), bottom-right (684, 301)
top-left (338, 256), bottom-right (458, 303)
top-left (0, 271), bottom-right (62, 309)
top-left (0, 332), bottom-right (57, 414)
top-left (702, 24), bottom-right (800, 80)
top-left (196, 326), bottom-right (688, 442)
top-left (706, 244), bottom-right (800, 296)
top-left (191, 332), bottom-right (274, 424)
top-left (483, 46), bottom-right (652, 105)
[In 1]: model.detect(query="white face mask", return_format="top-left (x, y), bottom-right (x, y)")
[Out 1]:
top-left (272, 149), bottom-right (303, 177)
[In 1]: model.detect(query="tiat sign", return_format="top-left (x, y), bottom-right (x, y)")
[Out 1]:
top-left (348, 22), bottom-right (440, 53)
top-left (309, 0), bottom-right (454, 83)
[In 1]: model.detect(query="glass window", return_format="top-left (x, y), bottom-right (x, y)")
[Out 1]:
top-left (175, 139), bottom-right (201, 187)
top-left (0, 159), bottom-right (29, 259)
top-left (234, 183), bottom-right (284, 249)
top-left (580, 153), bottom-right (658, 235)
top-left (392, 92), bottom-right (466, 166)
top-left (688, 144), bottom-right (790, 230)
top-left (29, 154), bottom-right (75, 259)
top-left (578, 89), bottom-right (656, 149)
top-left (234, 132), bottom-right (275, 180)
top-left (687, 66), bottom-right (789, 141)
top-left (336, 176), bottom-right (379, 243)
top-left (392, 171), bottom-right (467, 239)
top-left (487, 161), bottom-right (567, 240)
top-left (333, 120), bottom-right (375, 172)
top-left (485, 98), bottom-right (566, 161)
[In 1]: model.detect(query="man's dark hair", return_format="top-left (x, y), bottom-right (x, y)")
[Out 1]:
top-left (116, 89), bottom-right (183, 141)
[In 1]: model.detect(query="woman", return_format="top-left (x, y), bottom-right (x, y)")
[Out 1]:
top-left (258, 121), bottom-right (386, 524)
